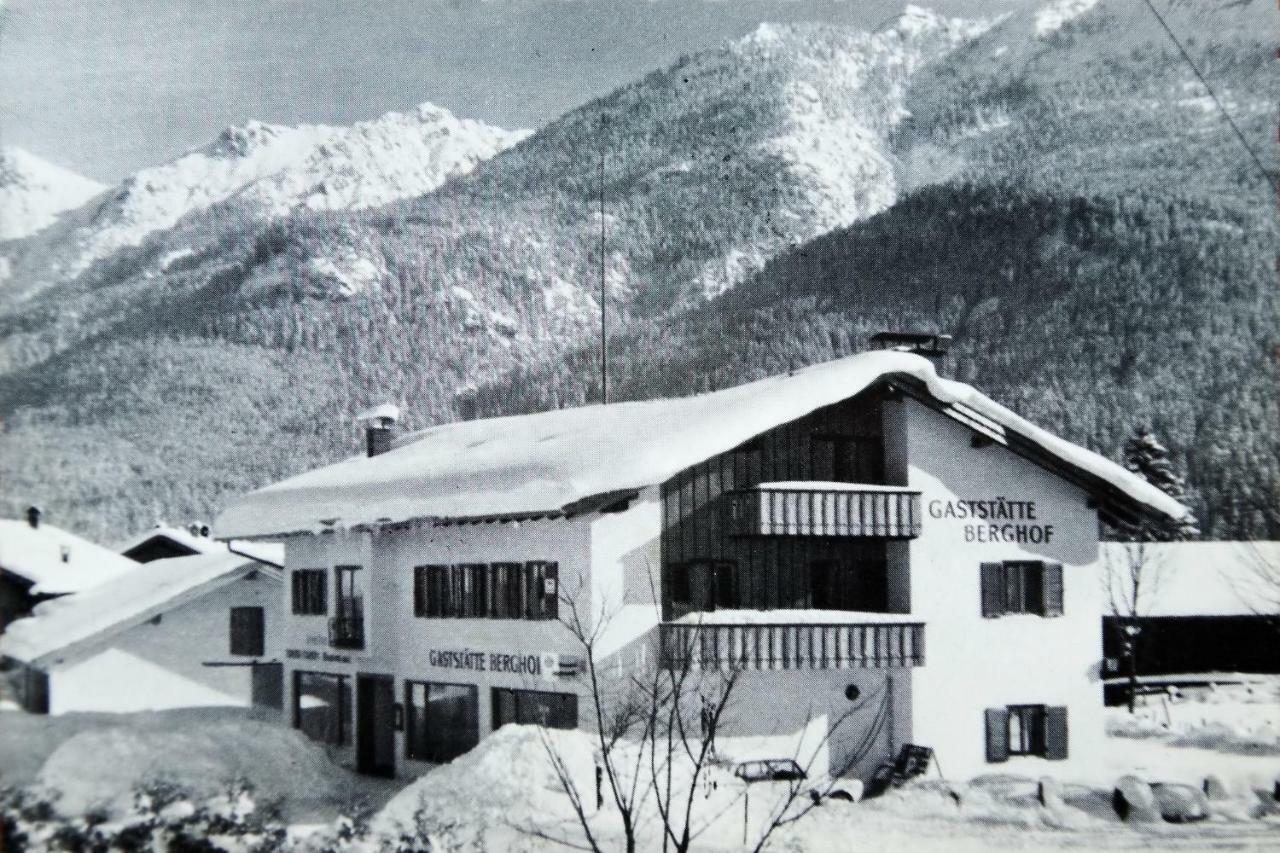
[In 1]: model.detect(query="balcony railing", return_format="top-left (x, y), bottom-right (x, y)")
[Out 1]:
top-left (328, 615), bottom-right (365, 650)
top-left (659, 621), bottom-right (925, 671)
top-left (725, 484), bottom-right (922, 539)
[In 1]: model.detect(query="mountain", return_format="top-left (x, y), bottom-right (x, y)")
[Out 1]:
top-left (4, 103), bottom-right (528, 298)
top-left (0, 148), bottom-right (105, 242)
top-left (0, 0), bottom-right (1275, 541)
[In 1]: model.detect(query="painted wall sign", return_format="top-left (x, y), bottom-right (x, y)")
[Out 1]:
top-left (927, 497), bottom-right (1056, 544)
top-left (426, 648), bottom-right (561, 679)
top-left (286, 648), bottom-right (352, 663)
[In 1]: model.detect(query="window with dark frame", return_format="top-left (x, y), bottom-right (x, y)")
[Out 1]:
top-left (293, 671), bottom-right (351, 745)
top-left (980, 561), bottom-right (1063, 617)
top-left (412, 562), bottom-right (559, 620)
top-left (229, 606), bottom-right (264, 656)
top-left (405, 681), bottom-right (479, 763)
top-left (985, 704), bottom-right (1068, 762)
top-left (492, 687), bottom-right (578, 730)
top-left (812, 434), bottom-right (884, 483)
top-left (291, 569), bottom-right (327, 615)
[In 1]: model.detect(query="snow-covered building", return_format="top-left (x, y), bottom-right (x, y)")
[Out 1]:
top-left (213, 351), bottom-right (1188, 781)
top-left (115, 523), bottom-right (285, 568)
top-left (0, 508), bottom-right (140, 634)
top-left (1, 549), bottom-right (285, 715)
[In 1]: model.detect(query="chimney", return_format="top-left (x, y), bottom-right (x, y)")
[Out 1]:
top-left (356, 404), bottom-right (400, 457)
top-left (869, 331), bottom-right (952, 363)
top-left (26, 505), bottom-right (41, 529)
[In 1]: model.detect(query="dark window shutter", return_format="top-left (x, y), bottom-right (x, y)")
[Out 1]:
top-left (413, 567), bottom-right (425, 617)
top-left (230, 607), bottom-right (264, 656)
top-left (541, 562), bottom-right (559, 620)
top-left (1045, 706), bottom-right (1069, 760)
top-left (980, 563), bottom-right (1003, 618)
top-left (1041, 562), bottom-right (1064, 617)
top-left (291, 572), bottom-right (302, 615)
top-left (985, 707), bottom-right (1010, 763)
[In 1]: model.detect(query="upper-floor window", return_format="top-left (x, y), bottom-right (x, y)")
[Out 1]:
top-left (229, 606), bottom-right (265, 656)
top-left (812, 434), bottom-right (883, 483)
top-left (334, 565), bottom-right (364, 618)
top-left (980, 561), bottom-right (1063, 617)
top-left (667, 560), bottom-right (737, 614)
top-left (413, 561), bottom-right (558, 620)
top-left (291, 569), bottom-right (327, 615)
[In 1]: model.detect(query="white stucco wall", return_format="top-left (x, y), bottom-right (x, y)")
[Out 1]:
top-left (903, 399), bottom-right (1106, 781)
top-left (47, 571), bottom-right (282, 715)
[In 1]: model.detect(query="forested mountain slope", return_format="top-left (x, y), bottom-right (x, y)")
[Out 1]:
top-left (0, 0), bottom-right (1274, 540)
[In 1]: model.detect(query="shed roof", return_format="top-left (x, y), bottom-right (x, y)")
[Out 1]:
top-left (0, 551), bottom-right (280, 664)
top-left (213, 351), bottom-right (1190, 539)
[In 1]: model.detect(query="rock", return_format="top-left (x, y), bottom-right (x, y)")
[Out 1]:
top-left (1037, 776), bottom-right (1064, 810)
top-left (1202, 774), bottom-right (1230, 801)
top-left (1150, 783), bottom-right (1209, 823)
top-left (1113, 775), bottom-right (1161, 823)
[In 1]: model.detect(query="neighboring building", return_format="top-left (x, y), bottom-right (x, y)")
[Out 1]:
top-left (115, 523), bottom-right (285, 568)
top-left (1101, 541), bottom-right (1280, 698)
top-left (0, 508), bottom-right (140, 633)
top-left (213, 351), bottom-right (1187, 782)
top-left (1, 549), bottom-right (285, 714)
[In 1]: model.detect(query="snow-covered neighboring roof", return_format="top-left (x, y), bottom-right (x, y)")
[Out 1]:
top-left (0, 520), bottom-right (139, 595)
top-left (113, 525), bottom-right (284, 567)
top-left (213, 351), bottom-right (1190, 539)
top-left (0, 551), bottom-right (280, 664)
top-left (1101, 541), bottom-right (1280, 618)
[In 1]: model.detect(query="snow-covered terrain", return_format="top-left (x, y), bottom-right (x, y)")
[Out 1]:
top-left (0, 147), bottom-right (105, 241)
top-left (43, 103), bottom-right (528, 277)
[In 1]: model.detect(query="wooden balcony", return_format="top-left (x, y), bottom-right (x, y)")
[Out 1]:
top-left (725, 483), bottom-right (922, 539)
top-left (328, 615), bottom-right (365, 650)
top-left (659, 620), bottom-right (925, 671)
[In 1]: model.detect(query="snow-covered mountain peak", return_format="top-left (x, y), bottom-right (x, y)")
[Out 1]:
top-left (36, 103), bottom-right (528, 277)
top-left (0, 147), bottom-right (106, 241)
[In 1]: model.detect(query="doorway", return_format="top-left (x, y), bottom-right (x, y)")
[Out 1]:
top-left (356, 673), bottom-right (396, 777)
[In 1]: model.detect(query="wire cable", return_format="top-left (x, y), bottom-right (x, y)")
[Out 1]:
top-left (1139, 0), bottom-right (1277, 193)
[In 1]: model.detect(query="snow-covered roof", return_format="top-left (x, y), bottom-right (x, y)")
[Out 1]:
top-left (114, 525), bottom-right (284, 567)
top-left (0, 520), bottom-right (139, 595)
top-left (1101, 541), bottom-right (1280, 618)
top-left (213, 351), bottom-right (1190, 539)
top-left (0, 551), bottom-right (279, 663)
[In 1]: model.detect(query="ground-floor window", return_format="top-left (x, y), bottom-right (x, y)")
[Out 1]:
top-left (492, 687), bottom-right (578, 730)
top-left (985, 704), bottom-right (1068, 762)
top-left (294, 671), bottom-right (351, 745)
top-left (405, 681), bottom-right (479, 763)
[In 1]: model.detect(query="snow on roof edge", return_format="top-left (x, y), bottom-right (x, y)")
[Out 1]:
top-left (212, 352), bottom-right (1189, 539)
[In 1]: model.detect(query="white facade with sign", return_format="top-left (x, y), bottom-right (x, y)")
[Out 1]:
top-left (216, 352), bottom-right (1186, 782)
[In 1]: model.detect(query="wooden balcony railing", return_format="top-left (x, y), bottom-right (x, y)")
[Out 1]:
top-left (725, 484), bottom-right (922, 539)
top-left (659, 621), bottom-right (925, 671)
top-left (328, 615), bottom-right (365, 650)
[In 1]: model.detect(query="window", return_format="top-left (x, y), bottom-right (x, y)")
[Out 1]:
top-left (405, 681), bottom-right (479, 763)
top-left (492, 688), bottom-right (578, 730)
top-left (980, 561), bottom-right (1063, 617)
top-left (666, 560), bottom-right (736, 613)
top-left (291, 569), bottom-right (327, 615)
top-left (810, 556), bottom-right (888, 611)
top-left (294, 671), bottom-right (351, 745)
top-left (812, 434), bottom-right (883, 483)
top-left (985, 705), bottom-right (1068, 762)
top-left (229, 606), bottom-right (265, 656)
top-left (413, 562), bottom-right (559, 620)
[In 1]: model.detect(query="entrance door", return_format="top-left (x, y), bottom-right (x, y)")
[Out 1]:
top-left (356, 674), bottom-right (396, 777)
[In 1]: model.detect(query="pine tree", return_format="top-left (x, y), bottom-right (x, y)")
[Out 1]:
top-left (1122, 426), bottom-right (1200, 541)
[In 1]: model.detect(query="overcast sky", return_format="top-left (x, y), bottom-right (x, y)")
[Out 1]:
top-left (1, 0), bottom-right (1017, 183)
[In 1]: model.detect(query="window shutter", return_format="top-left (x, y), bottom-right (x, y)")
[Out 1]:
top-left (985, 708), bottom-right (1010, 763)
top-left (230, 607), bottom-right (264, 656)
top-left (1045, 706), bottom-right (1069, 760)
top-left (1041, 562), bottom-right (1064, 617)
top-left (980, 563), bottom-right (1003, 618)
top-left (291, 572), bottom-right (302, 615)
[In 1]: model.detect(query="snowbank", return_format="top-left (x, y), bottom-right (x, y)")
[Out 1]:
top-left (215, 351), bottom-right (1188, 539)
top-left (35, 712), bottom-right (349, 818)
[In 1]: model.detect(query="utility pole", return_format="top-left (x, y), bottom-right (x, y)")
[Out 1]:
top-left (599, 118), bottom-right (608, 405)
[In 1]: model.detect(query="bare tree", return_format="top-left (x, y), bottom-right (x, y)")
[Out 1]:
top-left (1236, 542), bottom-right (1280, 625)
top-left (1103, 542), bottom-right (1169, 713)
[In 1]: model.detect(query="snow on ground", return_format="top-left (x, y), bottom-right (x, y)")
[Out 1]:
top-left (0, 147), bottom-right (106, 241)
